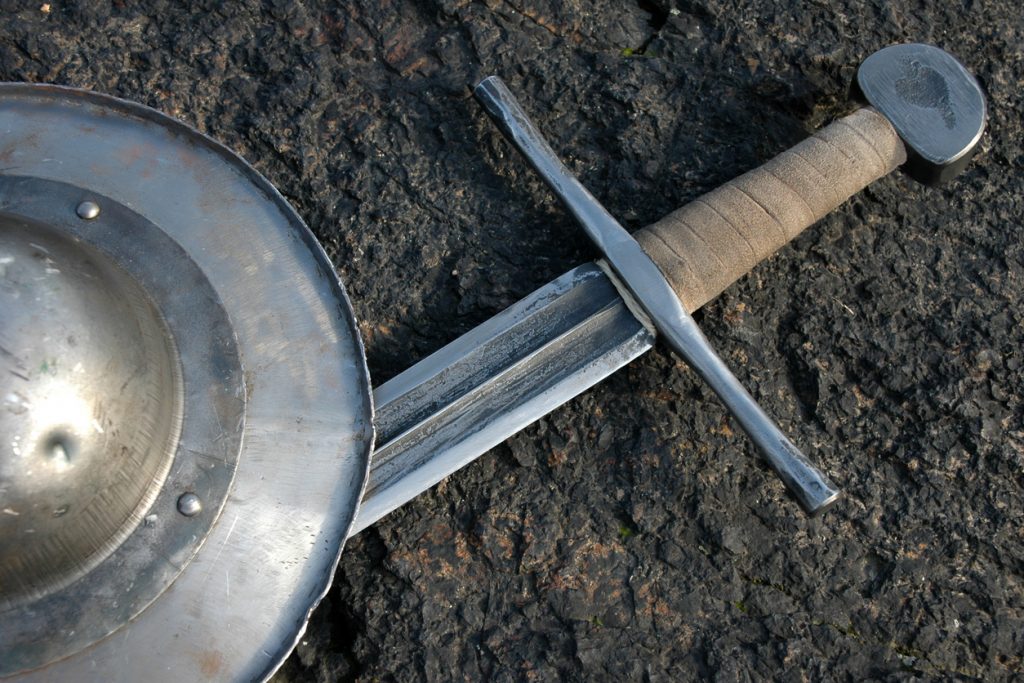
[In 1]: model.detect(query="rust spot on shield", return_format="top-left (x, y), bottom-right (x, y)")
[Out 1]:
top-left (198, 649), bottom-right (224, 677)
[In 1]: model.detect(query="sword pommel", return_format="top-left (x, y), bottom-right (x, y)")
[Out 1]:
top-left (854, 44), bottom-right (987, 186)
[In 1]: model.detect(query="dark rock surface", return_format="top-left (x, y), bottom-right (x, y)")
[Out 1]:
top-left (3, 0), bottom-right (1022, 680)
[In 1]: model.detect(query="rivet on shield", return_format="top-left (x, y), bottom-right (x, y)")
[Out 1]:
top-left (75, 200), bottom-right (100, 220)
top-left (176, 493), bottom-right (202, 517)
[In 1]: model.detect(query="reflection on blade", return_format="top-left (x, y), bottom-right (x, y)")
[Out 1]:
top-left (352, 263), bottom-right (654, 535)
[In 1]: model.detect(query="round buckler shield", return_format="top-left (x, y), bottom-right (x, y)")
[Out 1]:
top-left (0, 84), bottom-right (374, 682)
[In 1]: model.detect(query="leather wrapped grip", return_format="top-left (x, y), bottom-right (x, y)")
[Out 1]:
top-left (635, 107), bottom-right (907, 312)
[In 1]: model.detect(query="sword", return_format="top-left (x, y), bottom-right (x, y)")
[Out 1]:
top-left (353, 43), bottom-right (985, 534)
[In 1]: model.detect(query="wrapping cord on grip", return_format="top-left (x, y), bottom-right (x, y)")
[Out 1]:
top-left (635, 107), bottom-right (907, 313)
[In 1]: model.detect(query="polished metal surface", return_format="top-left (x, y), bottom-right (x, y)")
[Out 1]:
top-left (354, 263), bottom-right (654, 534)
top-left (0, 215), bottom-right (182, 607)
top-left (74, 200), bottom-right (100, 220)
top-left (0, 85), bottom-right (373, 682)
top-left (855, 43), bottom-right (986, 185)
top-left (474, 76), bottom-right (841, 513)
top-left (176, 493), bottom-right (202, 517)
top-left (0, 175), bottom-right (246, 675)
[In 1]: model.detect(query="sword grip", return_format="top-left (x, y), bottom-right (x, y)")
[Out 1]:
top-left (635, 107), bottom-right (906, 314)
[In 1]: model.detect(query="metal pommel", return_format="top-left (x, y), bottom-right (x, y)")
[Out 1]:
top-left (854, 43), bottom-right (987, 185)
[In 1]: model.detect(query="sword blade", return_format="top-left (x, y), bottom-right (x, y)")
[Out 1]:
top-left (350, 262), bottom-right (654, 535)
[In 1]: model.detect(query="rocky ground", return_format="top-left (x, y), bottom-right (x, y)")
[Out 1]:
top-left (3, 0), bottom-right (1022, 680)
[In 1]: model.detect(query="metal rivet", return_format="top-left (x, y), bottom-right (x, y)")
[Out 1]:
top-left (176, 492), bottom-right (202, 517)
top-left (76, 200), bottom-right (100, 220)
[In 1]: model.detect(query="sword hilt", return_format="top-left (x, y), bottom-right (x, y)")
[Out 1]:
top-left (473, 43), bottom-right (985, 514)
top-left (476, 76), bottom-right (841, 513)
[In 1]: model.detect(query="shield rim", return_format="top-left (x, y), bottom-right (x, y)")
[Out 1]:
top-left (0, 83), bottom-right (374, 681)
